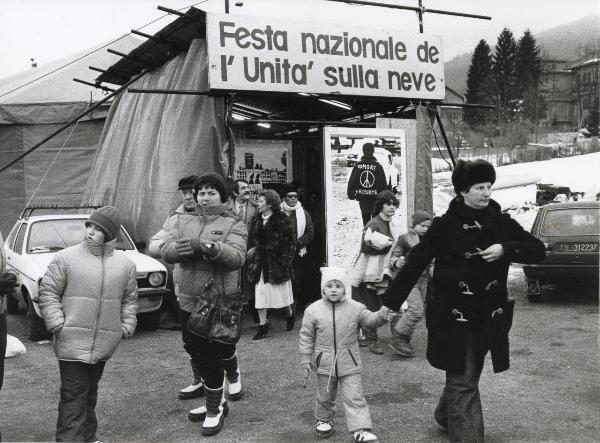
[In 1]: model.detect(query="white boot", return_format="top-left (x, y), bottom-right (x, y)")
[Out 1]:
top-left (201, 386), bottom-right (226, 436)
top-left (227, 370), bottom-right (243, 401)
top-left (353, 429), bottom-right (378, 442)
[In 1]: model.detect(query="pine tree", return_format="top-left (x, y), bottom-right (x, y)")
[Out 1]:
top-left (516, 30), bottom-right (545, 122)
top-left (464, 39), bottom-right (493, 127)
top-left (491, 28), bottom-right (519, 129)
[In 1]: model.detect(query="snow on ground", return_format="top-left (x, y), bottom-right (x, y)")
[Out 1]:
top-left (435, 151), bottom-right (600, 231)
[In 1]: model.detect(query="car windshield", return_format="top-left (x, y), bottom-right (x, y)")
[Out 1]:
top-left (27, 219), bottom-right (134, 253)
top-left (540, 208), bottom-right (600, 237)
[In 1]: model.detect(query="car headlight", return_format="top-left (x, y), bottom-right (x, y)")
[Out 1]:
top-left (147, 272), bottom-right (165, 287)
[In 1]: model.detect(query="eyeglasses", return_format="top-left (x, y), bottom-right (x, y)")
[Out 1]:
top-left (286, 193), bottom-right (298, 199)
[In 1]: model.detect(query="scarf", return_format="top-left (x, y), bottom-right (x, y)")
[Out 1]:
top-left (281, 201), bottom-right (307, 257)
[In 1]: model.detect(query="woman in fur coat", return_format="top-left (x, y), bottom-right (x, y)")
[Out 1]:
top-left (248, 189), bottom-right (296, 340)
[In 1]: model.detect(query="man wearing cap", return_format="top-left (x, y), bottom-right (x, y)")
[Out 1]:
top-left (347, 143), bottom-right (389, 225)
top-left (39, 206), bottom-right (138, 442)
top-left (149, 175), bottom-right (205, 398)
top-left (383, 159), bottom-right (545, 442)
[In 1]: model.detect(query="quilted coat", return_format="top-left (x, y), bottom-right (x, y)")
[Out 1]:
top-left (383, 197), bottom-right (545, 373)
top-left (160, 203), bottom-right (247, 313)
top-left (299, 291), bottom-right (389, 377)
top-left (247, 211), bottom-right (295, 285)
top-left (39, 239), bottom-right (138, 364)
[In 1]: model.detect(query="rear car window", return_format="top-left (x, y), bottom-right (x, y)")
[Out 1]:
top-left (540, 208), bottom-right (600, 236)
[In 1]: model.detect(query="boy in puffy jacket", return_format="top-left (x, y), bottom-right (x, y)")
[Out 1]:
top-left (299, 267), bottom-right (393, 443)
top-left (39, 206), bottom-right (138, 442)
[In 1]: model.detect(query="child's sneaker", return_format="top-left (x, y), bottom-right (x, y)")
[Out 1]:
top-left (315, 420), bottom-right (334, 438)
top-left (353, 429), bottom-right (378, 442)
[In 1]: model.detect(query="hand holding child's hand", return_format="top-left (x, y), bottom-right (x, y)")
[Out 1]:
top-left (379, 306), bottom-right (396, 322)
top-left (395, 256), bottom-right (406, 269)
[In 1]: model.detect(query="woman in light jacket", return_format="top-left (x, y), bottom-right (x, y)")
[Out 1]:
top-left (39, 206), bottom-right (138, 443)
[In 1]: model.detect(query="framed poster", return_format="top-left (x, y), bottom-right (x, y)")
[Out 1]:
top-left (234, 139), bottom-right (292, 201)
top-left (323, 127), bottom-right (408, 268)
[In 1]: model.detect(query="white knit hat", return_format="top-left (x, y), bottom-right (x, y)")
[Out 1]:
top-left (320, 266), bottom-right (350, 300)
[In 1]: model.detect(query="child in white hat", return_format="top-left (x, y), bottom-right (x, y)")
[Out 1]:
top-left (299, 266), bottom-right (393, 442)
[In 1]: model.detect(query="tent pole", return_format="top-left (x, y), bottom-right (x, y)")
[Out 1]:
top-left (435, 108), bottom-right (456, 167)
top-left (0, 70), bottom-right (149, 175)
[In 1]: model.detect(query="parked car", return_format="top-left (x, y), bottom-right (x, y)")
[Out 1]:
top-left (523, 201), bottom-right (599, 302)
top-left (3, 209), bottom-right (170, 340)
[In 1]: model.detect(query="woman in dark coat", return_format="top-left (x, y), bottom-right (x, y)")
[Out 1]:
top-left (383, 159), bottom-right (545, 443)
top-left (248, 189), bottom-right (296, 340)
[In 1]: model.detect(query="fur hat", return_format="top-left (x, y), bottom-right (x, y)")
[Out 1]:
top-left (178, 175), bottom-right (198, 190)
top-left (194, 173), bottom-right (229, 203)
top-left (280, 182), bottom-right (298, 197)
top-left (86, 206), bottom-right (121, 242)
top-left (362, 142), bottom-right (375, 155)
top-left (320, 266), bottom-right (350, 301)
top-left (412, 209), bottom-right (432, 227)
top-left (451, 159), bottom-right (496, 195)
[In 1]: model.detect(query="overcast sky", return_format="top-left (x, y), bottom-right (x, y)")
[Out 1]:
top-left (0, 0), bottom-right (598, 79)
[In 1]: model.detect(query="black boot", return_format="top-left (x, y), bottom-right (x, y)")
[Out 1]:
top-left (252, 324), bottom-right (268, 340)
top-left (223, 353), bottom-right (244, 401)
top-left (286, 313), bottom-right (296, 331)
top-left (178, 359), bottom-right (204, 399)
top-left (248, 300), bottom-right (260, 324)
top-left (202, 386), bottom-right (226, 436)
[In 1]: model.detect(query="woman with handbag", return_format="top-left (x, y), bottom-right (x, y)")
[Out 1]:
top-left (160, 173), bottom-right (247, 437)
top-left (247, 189), bottom-right (296, 340)
top-left (349, 190), bottom-right (400, 355)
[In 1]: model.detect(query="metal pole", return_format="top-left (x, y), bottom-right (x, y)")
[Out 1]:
top-left (230, 118), bottom-right (374, 126)
top-left (0, 70), bottom-right (149, 175)
top-left (418, 0), bottom-right (424, 33)
top-left (225, 0), bottom-right (230, 14)
top-left (435, 109), bottom-right (456, 167)
top-left (325, 0), bottom-right (491, 20)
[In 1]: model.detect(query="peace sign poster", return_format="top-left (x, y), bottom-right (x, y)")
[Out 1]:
top-left (323, 127), bottom-right (408, 268)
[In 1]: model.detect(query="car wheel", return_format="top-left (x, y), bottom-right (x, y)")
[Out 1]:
top-left (24, 289), bottom-right (52, 341)
top-left (138, 309), bottom-right (161, 331)
top-left (6, 288), bottom-right (20, 314)
top-left (526, 278), bottom-right (542, 303)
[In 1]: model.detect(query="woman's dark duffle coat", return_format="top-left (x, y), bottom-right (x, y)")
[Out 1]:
top-left (383, 198), bottom-right (545, 374)
top-left (248, 211), bottom-right (296, 285)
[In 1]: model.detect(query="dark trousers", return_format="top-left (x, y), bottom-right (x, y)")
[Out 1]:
top-left (0, 313), bottom-right (6, 392)
top-left (358, 200), bottom-right (375, 225)
top-left (56, 360), bottom-right (106, 442)
top-left (180, 310), bottom-right (235, 389)
top-left (434, 329), bottom-right (486, 443)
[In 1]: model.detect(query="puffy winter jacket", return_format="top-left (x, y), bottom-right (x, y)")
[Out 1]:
top-left (160, 203), bottom-right (247, 313)
top-left (299, 295), bottom-right (388, 377)
top-left (148, 203), bottom-right (188, 258)
top-left (39, 239), bottom-right (138, 364)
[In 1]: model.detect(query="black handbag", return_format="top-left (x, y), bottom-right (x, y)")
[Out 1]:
top-left (187, 274), bottom-right (244, 344)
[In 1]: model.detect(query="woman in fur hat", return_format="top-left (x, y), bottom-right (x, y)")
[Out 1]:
top-left (383, 159), bottom-right (545, 442)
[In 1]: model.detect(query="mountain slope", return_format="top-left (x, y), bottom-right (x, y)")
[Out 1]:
top-left (444, 14), bottom-right (599, 96)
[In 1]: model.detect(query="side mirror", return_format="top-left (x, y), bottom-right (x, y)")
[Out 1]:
top-left (135, 241), bottom-right (147, 251)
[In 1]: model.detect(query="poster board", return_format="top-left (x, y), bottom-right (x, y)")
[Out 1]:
top-left (234, 139), bottom-right (292, 201)
top-left (323, 127), bottom-right (408, 268)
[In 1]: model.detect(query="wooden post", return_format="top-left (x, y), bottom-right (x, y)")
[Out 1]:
top-left (377, 105), bottom-right (434, 224)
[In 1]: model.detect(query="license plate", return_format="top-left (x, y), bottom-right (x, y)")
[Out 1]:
top-left (556, 243), bottom-right (598, 253)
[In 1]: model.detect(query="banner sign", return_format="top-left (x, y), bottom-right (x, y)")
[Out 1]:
top-left (206, 13), bottom-right (445, 100)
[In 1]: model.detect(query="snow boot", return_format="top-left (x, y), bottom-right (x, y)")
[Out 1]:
top-left (388, 334), bottom-right (415, 358)
top-left (187, 401), bottom-right (229, 422)
top-left (353, 429), bottom-right (378, 442)
top-left (178, 359), bottom-right (204, 399)
top-left (202, 386), bottom-right (226, 436)
top-left (223, 353), bottom-right (244, 401)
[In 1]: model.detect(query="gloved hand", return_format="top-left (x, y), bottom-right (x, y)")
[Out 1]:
top-left (174, 239), bottom-right (195, 256)
top-left (189, 239), bottom-right (218, 258)
top-left (0, 272), bottom-right (18, 293)
top-left (51, 323), bottom-right (64, 335)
